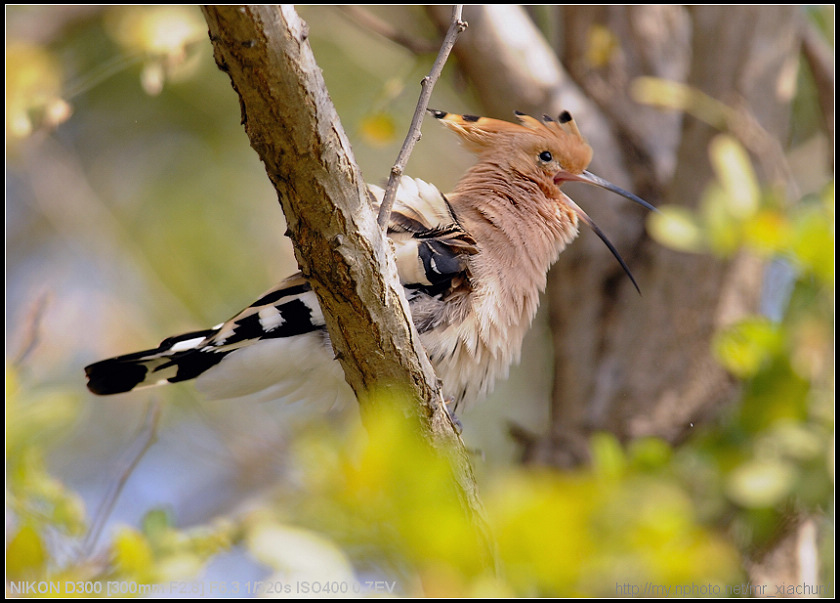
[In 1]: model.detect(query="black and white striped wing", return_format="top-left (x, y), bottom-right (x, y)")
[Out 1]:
top-left (85, 177), bottom-right (475, 403)
top-left (372, 176), bottom-right (476, 296)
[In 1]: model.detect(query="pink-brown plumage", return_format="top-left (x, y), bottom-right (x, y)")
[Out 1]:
top-left (417, 111), bottom-right (596, 404)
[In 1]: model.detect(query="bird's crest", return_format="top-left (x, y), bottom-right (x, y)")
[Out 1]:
top-left (430, 108), bottom-right (659, 294)
top-left (428, 109), bottom-right (593, 175)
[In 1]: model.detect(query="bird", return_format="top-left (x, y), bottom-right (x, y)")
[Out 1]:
top-left (85, 109), bottom-right (655, 412)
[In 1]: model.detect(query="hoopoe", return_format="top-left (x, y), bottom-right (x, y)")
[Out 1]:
top-left (85, 110), bottom-right (655, 411)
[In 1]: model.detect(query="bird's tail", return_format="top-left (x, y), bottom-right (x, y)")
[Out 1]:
top-left (84, 327), bottom-right (228, 395)
top-left (85, 274), bottom-right (325, 396)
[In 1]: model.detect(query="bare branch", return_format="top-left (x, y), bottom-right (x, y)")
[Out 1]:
top-left (201, 5), bottom-right (438, 417)
top-left (339, 6), bottom-right (439, 55)
top-left (83, 400), bottom-right (161, 556)
top-left (10, 291), bottom-right (51, 367)
top-left (800, 16), bottom-right (835, 157)
top-left (377, 5), bottom-right (467, 229)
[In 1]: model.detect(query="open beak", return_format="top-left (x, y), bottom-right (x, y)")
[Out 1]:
top-left (554, 170), bottom-right (659, 213)
top-left (554, 169), bottom-right (658, 295)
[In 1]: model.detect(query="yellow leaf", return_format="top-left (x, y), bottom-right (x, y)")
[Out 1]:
top-left (113, 526), bottom-right (154, 578)
top-left (360, 112), bottom-right (397, 147)
top-left (245, 519), bottom-right (355, 583)
top-left (585, 24), bottom-right (618, 68)
top-left (709, 135), bottom-right (759, 220)
top-left (725, 459), bottom-right (796, 508)
top-left (106, 6), bottom-right (205, 57)
top-left (743, 208), bottom-right (791, 255)
top-left (792, 202), bottom-right (834, 285)
top-left (647, 206), bottom-right (706, 253)
top-left (630, 77), bottom-right (729, 127)
top-left (5, 40), bottom-right (65, 140)
top-left (6, 524), bottom-right (46, 579)
top-left (712, 317), bottom-right (781, 379)
top-left (701, 184), bottom-right (743, 255)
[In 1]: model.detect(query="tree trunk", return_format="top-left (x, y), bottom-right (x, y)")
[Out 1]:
top-left (429, 5), bottom-right (800, 463)
top-left (201, 6), bottom-right (493, 560)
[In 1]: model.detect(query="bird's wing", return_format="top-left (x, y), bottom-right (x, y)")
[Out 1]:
top-left (371, 176), bottom-right (476, 296)
top-left (85, 177), bottom-right (476, 399)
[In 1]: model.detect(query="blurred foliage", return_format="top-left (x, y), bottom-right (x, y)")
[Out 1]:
top-left (659, 165), bottom-right (834, 554)
top-left (6, 41), bottom-right (71, 140)
top-left (642, 79), bottom-right (833, 585)
top-left (6, 366), bottom-right (237, 592)
top-left (6, 372), bottom-right (743, 596)
top-left (258, 406), bottom-right (743, 597)
top-left (5, 5), bottom-right (834, 599)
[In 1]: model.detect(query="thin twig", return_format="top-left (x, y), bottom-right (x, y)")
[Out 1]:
top-left (11, 291), bottom-right (51, 367)
top-left (83, 399), bottom-right (162, 557)
top-left (377, 6), bottom-right (467, 229)
top-left (728, 102), bottom-right (800, 200)
top-left (800, 15), bottom-right (834, 158)
top-left (339, 6), bottom-right (440, 55)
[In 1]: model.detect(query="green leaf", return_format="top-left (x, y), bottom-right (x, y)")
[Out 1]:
top-left (142, 508), bottom-right (174, 542)
top-left (712, 318), bottom-right (782, 379)
top-left (590, 432), bottom-right (627, 478)
top-left (725, 459), bottom-right (796, 508)
top-left (628, 437), bottom-right (673, 471)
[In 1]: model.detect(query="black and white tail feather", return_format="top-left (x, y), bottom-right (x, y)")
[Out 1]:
top-left (85, 176), bottom-right (476, 407)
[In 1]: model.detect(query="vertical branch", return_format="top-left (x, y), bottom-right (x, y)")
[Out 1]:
top-left (800, 17), bottom-right (834, 160)
top-left (10, 292), bottom-right (51, 367)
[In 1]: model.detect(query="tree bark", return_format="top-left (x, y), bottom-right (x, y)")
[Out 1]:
top-left (200, 6), bottom-right (492, 555)
top-left (201, 6), bottom-right (437, 414)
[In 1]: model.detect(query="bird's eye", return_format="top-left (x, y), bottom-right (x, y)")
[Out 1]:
top-left (539, 151), bottom-right (553, 163)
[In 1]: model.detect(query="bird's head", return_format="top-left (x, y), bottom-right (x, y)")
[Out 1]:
top-left (429, 109), bottom-right (657, 293)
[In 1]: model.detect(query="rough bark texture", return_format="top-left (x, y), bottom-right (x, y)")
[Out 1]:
top-left (201, 6), bottom-right (438, 413)
top-left (429, 5), bottom-right (800, 463)
top-left (200, 6), bottom-right (492, 555)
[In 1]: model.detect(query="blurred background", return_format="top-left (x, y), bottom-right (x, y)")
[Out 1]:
top-left (6, 6), bottom-right (833, 597)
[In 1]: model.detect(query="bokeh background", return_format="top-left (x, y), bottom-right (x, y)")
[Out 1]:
top-left (6, 6), bottom-right (833, 597)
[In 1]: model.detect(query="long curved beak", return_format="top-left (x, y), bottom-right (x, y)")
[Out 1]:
top-left (554, 169), bottom-right (658, 295)
top-left (554, 170), bottom-right (659, 213)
